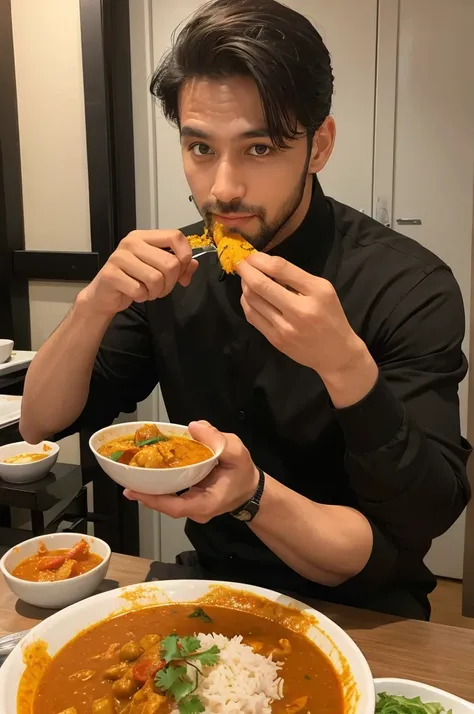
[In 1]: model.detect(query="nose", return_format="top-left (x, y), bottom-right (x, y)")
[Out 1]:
top-left (211, 159), bottom-right (246, 204)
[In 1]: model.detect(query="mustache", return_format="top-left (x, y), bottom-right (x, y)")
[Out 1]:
top-left (202, 200), bottom-right (266, 226)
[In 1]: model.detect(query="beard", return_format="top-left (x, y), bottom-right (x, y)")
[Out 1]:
top-left (193, 154), bottom-right (311, 253)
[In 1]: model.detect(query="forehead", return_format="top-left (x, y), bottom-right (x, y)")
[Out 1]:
top-left (178, 75), bottom-right (266, 137)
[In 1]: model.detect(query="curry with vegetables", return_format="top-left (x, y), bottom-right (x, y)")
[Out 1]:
top-left (12, 539), bottom-right (103, 583)
top-left (98, 425), bottom-right (213, 469)
top-left (24, 597), bottom-right (345, 714)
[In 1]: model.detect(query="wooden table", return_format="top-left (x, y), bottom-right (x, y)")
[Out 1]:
top-left (2, 554), bottom-right (474, 702)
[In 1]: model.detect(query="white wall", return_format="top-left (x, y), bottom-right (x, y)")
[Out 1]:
top-left (11, 0), bottom-right (91, 466)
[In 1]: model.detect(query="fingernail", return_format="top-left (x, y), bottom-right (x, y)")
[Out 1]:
top-left (123, 489), bottom-right (136, 501)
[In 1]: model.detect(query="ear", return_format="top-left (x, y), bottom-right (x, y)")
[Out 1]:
top-left (308, 116), bottom-right (336, 174)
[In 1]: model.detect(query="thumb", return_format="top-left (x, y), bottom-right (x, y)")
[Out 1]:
top-left (178, 259), bottom-right (199, 287)
top-left (188, 421), bottom-right (226, 457)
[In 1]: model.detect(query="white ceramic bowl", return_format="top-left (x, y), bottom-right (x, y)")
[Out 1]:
top-left (0, 579), bottom-right (375, 714)
top-left (0, 339), bottom-right (14, 364)
top-left (0, 533), bottom-right (111, 609)
top-left (0, 440), bottom-right (59, 483)
top-left (375, 678), bottom-right (474, 712)
top-left (89, 421), bottom-right (222, 495)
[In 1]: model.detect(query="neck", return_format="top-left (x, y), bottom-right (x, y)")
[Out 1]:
top-left (264, 175), bottom-right (314, 252)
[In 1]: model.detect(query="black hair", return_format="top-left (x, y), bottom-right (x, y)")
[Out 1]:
top-left (150, 0), bottom-right (334, 148)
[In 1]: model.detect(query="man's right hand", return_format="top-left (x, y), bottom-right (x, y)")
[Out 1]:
top-left (78, 229), bottom-right (198, 317)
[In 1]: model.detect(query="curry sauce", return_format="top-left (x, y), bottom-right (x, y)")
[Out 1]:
top-left (28, 603), bottom-right (344, 714)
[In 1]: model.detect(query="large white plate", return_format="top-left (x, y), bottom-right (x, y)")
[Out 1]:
top-left (0, 579), bottom-right (375, 714)
top-left (0, 395), bottom-right (22, 429)
top-left (0, 351), bottom-right (36, 377)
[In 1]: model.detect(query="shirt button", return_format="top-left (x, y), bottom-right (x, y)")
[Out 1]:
top-left (238, 410), bottom-right (246, 421)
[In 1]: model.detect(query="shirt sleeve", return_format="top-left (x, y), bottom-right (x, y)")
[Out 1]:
top-left (335, 266), bottom-right (471, 583)
top-left (56, 302), bottom-right (159, 438)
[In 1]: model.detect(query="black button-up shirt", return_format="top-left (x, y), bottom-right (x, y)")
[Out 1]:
top-left (71, 178), bottom-right (471, 618)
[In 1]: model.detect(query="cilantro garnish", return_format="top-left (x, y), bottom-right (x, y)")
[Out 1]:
top-left (155, 634), bottom-right (220, 714)
top-left (188, 607), bottom-right (213, 624)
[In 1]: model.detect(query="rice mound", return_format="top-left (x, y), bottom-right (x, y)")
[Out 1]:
top-left (170, 632), bottom-right (284, 714)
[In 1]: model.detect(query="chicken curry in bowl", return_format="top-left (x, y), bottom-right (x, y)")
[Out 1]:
top-left (23, 596), bottom-right (345, 714)
top-left (97, 425), bottom-right (213, 469)
top-left (11, 539), bottom-right (103, 583)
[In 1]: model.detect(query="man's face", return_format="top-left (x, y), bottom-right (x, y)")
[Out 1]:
top-left (179, 75), bottom-right (313, 250)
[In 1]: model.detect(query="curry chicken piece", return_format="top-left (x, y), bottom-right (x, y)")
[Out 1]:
top-left (134, 424), bottom-right (162, 443)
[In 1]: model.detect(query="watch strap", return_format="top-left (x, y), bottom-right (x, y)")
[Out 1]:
top-left (230, 468), bottom-right (265, 521)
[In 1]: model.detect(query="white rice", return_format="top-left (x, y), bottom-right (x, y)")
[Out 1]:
top-left (170, 632), bottom-right (284, 714)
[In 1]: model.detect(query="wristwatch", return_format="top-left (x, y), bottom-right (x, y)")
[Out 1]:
top-left (230, 468), bottom-right (265, 522)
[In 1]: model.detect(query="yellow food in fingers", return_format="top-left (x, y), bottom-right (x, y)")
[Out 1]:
top-left (187, 223), bottom-right (256, 274)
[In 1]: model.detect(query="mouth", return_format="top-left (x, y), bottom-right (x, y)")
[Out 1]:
top-left (214, 214), bottom-right (256, 227)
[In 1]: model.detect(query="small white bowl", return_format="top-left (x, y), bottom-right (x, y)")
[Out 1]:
top-left (0, 533), bottom-right (111, 609)
top-left (0, 339), bottom-right (14, 364)
top-left (0, 441), bottom-right (59, 483)
top-left (374, 678), bottom-right (474, 713)
top-left (89, 421), bottom-right (222, 495)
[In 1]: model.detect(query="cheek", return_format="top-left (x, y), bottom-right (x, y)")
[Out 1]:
top-left (246, 160), bottom-right (301, 215)
top-left (182, 154), bottom-right (214, 202)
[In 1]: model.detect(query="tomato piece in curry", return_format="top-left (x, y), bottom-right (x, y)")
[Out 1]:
top-left (12, 539), bottom-right (102, 583)
top-left (27, 600), bottom-right (345, 714)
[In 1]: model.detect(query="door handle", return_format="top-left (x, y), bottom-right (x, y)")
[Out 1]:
top-left (396, 218), bottom-right (422, 226)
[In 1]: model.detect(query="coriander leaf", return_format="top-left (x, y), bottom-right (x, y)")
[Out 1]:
top-left (376, 693), bottom-right (452, 714)
top-left (178, 636), bottom-right (201, 657)
top-left (304, 674), bottom-right (311, 681)
top-left (187, 645), bottom-right (220, 667)
top-left (135, 435), bottom-right (169, 446)
top-left (155, 664), bottom-right (187, 692)
top-left (179, 695), bottom-right (205, 714)
top-left (170, 674), bottom-right (196, 703)
top-left (188, 607), bottom-right (213, 624)
top-left (161, 634), bottom-right (181, 663)
top-left (110, 451), bottom-right (124, 462)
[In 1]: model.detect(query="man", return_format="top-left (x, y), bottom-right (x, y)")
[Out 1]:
top-left (21, 0), bottom-right (470, 619)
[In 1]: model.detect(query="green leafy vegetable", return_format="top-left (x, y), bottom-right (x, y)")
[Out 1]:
top-left (156, 664), bottom-right (187, 692)
top-left (304, 674), bottom-right (311, 681)
top-left (155, 634), bottom-right (220, 714)
top-left (110, 451), bottom-right (124, 462)
top-left (177, 635), bottom-right (202, 657)
top-left (376, 693), bottom-right (452, 714)
top-left (135, 435), bottom-right (169, 447)
top-left (181, 695), bottom-right (205, 714)
top-left (188, 607), bottom-right (213, 624)
top-left (186, 645), bottom-right (220, 667)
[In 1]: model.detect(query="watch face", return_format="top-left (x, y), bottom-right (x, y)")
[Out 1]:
top-left (236, 509), bottom-right (252, 522)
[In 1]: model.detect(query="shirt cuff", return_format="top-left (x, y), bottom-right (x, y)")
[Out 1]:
top-left (334, 374), bottom-right (405, 454)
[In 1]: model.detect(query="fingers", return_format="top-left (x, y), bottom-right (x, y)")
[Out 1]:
top-left (178, 259), bottom-right (199, 287)
top-left (111, 252), bottom-right (167, 300)
top-left (241, 283), bottom-right (285, 325)
top-left (100, 264), bottom-right (149, 303)
top-left (237, 260), bottom-right (299, 313)
top-left (187, 421), bottom-right (227, 457)
top-left (111, 230), bottom-right (197, 299)
top-left (124, 484), bottom-right (219, 523)
top-left (239, 253), bottom-right (314, 296)
top-left (241, 294), bottom-right (276, 339)
top-left (124, 490), bottom-right (189, 519)
top-left (142, 229), bottom-right (193, 266)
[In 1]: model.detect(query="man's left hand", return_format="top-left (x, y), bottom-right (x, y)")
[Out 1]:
top-left (237, 252), bottom-right (367, 381)
top-left (124, 421), bottom-right (259, 522)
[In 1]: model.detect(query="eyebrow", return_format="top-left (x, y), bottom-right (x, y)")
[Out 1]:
top-left (180, 125), bottom-right (271, 141)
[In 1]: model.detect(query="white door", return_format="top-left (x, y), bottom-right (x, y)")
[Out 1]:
top-left (375, 0), bottom-right (474, 578)
top-left (130, 0), bottom-right (379, 560)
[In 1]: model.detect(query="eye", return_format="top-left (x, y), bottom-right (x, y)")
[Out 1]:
top-left (190, 143), bottom-right (214, 156)
top-left (248, 144), bottom-right (272, 157)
